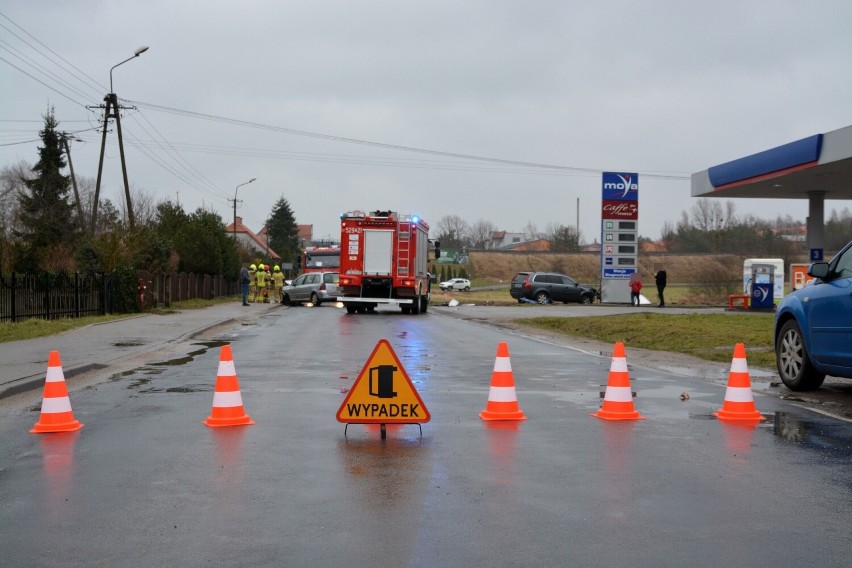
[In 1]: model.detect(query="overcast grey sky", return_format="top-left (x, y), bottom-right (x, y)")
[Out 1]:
top-left (2, 1), bottom-right (851, 243)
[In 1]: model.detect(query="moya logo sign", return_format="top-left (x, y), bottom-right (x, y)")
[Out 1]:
top-left (602, 172), bottom-right (639, 201)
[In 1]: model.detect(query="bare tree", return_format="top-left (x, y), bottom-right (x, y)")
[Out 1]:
top-left (1, 160), bottom-right (31, 237)
top-left (467, 218), bottom-right (496, 249)
top-left (660, 220), bottom-right (676, 252)
top-left (689, 199), bottom-right (736, 231)
top-left (523, 220), bottom-right (539, 241)
top-left (435, 214), bottom-right (469, 250)
top-left (115, 184), bottom-right (157, 228)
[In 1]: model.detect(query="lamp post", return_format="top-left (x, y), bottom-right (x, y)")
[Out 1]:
top-left (110, 46), bottom-right (149, 94)
top-left (233, 178), bottom-right (257, 243)
top-left (92, 46), bottom-right (150, 233)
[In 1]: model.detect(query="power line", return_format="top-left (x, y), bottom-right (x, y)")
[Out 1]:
top-left (129, 109), bottom-right (227, 198)
top-left (0, 10), bottom-right (105, 97)
top-left (0, 37), bottom-right (97, 103)
top-left (131, 100), bottom-right (691, 181)
top-left (0, 55), bottom-right (89, 108)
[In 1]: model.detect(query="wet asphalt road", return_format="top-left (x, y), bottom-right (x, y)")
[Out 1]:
top-left (1, 304), bottom-right (851, 567)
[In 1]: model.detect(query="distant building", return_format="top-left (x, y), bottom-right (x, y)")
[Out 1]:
top-left (641, 240), bottom-right (667, 253)
top-left (774, 224), bottom-right (807, 241)
top-left (297, 224), bottom-right (313, 248)
top-left (581, 240), bottom-right (601, 253)
top-left (225, 216), bottom-right (280, 260)
top-left (505, 239), bottom-right (556, 252)
top-left (490, 231), bottom-right (526, 249)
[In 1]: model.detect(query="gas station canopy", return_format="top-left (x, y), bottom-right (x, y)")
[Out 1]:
top-left (691, 124), bottom-right (852, 253)
top-left (691, 124), bottom-right (852, 199)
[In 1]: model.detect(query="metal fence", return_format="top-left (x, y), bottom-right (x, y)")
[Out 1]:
top-left (137, 271), bottom-right (237, 309)
top-left (0, 271), bottom-right (105, 323)
top-left (1, 271), bottom-right (238, 323)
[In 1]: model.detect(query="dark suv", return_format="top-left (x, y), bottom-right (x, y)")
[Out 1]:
top-left (510, 272), bottom-right (597, 304)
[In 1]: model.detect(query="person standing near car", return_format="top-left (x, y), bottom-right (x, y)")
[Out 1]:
top-left (272, 265), bottom-right (284, 303)
top-left (256, 264), bottom-right (268, 303)
top-left (655, 268), bottom-right (667, 307)
top-left (628, 272), bottom-right (643, 306)
top-left (240, 264), bottom-right (250, 306)
top-left (248, 264), bottom-right (257, 302)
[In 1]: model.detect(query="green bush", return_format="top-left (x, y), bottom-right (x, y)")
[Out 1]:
top-left (108, 266), bottom-right (142, 314)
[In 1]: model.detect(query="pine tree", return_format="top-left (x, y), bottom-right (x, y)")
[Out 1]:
top-left (267, 197), bottom-right (300, 264)
top-left (15, 108), bottom-right (76, 270)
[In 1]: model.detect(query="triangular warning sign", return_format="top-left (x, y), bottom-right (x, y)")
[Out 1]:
top-left (336, 339), bottom-right (430, 424)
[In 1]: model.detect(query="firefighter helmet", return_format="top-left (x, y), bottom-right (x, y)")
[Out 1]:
top-left (273, 265), bottom-right (280, 272)
top-left (249, 264), bottom-right (256, 271)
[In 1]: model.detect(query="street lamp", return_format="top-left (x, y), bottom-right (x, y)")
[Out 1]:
top-left (233, 178), bottom-right (257, 242)
top-left (110, 45), bottom-right (149, 94)
top-left (92, 45), bottom-right (150, 232)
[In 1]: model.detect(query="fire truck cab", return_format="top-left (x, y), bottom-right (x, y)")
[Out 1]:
top-left (337, 210), bottom-right (432, 314)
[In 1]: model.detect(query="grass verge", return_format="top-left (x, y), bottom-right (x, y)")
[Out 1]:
top-left (0, 296), bottom-right (242, 343)
top-left (515, 313), bottom-right (777, 369)
top-left (0, 314), bottom-right (132, 343)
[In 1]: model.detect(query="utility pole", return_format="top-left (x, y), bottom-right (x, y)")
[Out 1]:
top-left (60, 133), bottom-right (86, 233)
top-left (90, 46), bottom-right (148, 234)
top-left (92, 93), bottom-right (136, 232)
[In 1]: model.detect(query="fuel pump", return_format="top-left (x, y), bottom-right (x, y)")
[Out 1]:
top-left (748, 263), bottom-right (775, 309)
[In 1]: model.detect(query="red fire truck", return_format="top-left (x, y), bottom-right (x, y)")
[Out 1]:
top-left (301, 246), bottom-right (340, 273)
top-left (337, 210), bottom-right (433, 314)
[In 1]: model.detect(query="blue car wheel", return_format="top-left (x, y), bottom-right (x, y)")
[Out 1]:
top-left (776, 319), bottom-right (825, 391)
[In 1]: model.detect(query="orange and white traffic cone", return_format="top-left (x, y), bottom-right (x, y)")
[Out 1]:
top-left (480, 342), bottom-right (527, 421)
top-left (30, 350), bottom-right (84, 434)
top-left (715, 343), bottom-right (765, 422)
top-left (592, 342), bottom-right (645, 421)
top-left (203, 345), bottom-right (255, 427)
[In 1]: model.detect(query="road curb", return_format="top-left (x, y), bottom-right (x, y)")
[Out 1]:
top-left (0, 362), bottom-right (108, 400)
top-left (0, 304), bottom-right (280, 401)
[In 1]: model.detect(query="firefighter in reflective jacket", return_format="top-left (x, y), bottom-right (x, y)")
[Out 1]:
top-left (272, 265), bottom-right (284, 303)
top-left (248, 264), bottom-right (257, 302)
top-left (256, 264), bottom-right (268, 303)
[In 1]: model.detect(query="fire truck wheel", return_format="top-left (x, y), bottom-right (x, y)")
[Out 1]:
top-left (346, 305), bottom-right (357, 314)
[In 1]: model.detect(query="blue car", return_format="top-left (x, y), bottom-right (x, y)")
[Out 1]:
top-left (774, 241), bottom-right (852, 390)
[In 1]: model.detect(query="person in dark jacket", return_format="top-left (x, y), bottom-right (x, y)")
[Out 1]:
top-left (240, 265), bottom-right (250, 306)
top-left (655, 269), bottom-right (667, 307)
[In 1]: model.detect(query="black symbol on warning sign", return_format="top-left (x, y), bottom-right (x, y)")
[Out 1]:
top-left (369, 365), bottom-right (398, 398)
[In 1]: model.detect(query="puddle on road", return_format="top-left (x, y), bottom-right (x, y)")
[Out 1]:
top-left (128, 378), bottom-right (151, 389)
top-left (118, 341), bottom-right (228, 392)
top-left (773, 412), bottom-right (852, 452)
top-left (112, 339), bottom-right (146, 347)
top-left (149, 355), bottom-right (195, 367)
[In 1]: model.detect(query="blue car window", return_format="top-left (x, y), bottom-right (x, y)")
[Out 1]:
top-left (833, 248), bottom-right (852, 279)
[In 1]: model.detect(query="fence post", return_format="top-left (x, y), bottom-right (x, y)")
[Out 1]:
top-left (11, 271), bottom-right (17, 323)
top-left (74, 272), bottom-right (80, 318)
top-left (43, 273), bottom-right (50, 320)
top-left (100, 273), bottom-right (107, 315)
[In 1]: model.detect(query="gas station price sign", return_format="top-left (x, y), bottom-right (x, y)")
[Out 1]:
top-left (600, 172), bottom-right (639, 303)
